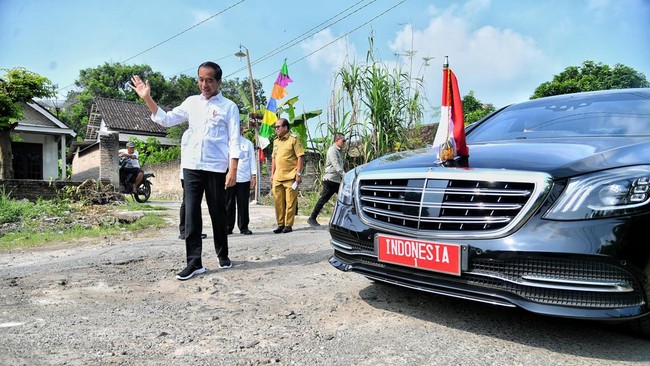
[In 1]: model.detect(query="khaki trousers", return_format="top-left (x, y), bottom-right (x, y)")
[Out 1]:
top-left (272, 179), bottom-right (298, 227)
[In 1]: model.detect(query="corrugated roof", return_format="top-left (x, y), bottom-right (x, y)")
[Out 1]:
top-left (93, 97), bottom-right (167, 136)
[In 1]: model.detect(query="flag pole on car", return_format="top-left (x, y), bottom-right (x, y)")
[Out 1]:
top-left (432, 56), bottom-right (469, 163)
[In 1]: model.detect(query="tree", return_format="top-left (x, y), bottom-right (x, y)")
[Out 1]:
top-left (531, 61), bottom-right (649, 99)
top-left (0, 67), bottom-right (54, 179)
top-left (63, 63), bottom-right (266, 140)
top-left (158, 74), bottom-right (198, 108)
top-left (220, 77), bottom-right (267, 114)
top-left (462, 91), bottom-right (495, 125)
top-left (65, 62), bottom-right (167, 139)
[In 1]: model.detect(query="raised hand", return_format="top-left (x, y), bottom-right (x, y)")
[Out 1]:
top-left (129, 75), bottom-right (150, 99)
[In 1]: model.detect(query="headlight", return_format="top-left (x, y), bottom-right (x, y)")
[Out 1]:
top-left (338, 168), bottom-right (359, 206)
top-left (545, 166), bottom-right (650, 220)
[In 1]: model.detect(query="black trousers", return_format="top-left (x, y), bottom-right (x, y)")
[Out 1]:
top-left (310, 180), bottom-right (340, 219)
top-left (226, 181), bottom-right (251, 232)
top-left (179, 179), bottom-right (186, 237)
top-left (183, 168), bottom-right (229, 268)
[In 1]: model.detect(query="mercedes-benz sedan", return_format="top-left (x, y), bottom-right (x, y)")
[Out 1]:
top-left (329, 88), bottom-right (650, 337)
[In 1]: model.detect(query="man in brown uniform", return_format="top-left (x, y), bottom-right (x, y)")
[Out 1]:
top-left (270, 118), bottom-right (305, 234)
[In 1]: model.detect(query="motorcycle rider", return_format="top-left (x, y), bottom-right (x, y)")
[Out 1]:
top-left (118, 141), bottom-right (144, 193)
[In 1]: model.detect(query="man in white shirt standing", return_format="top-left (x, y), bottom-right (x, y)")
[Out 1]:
top-left (226, 123), bottom-right (257, 235)
top-left (130, 61), bottom-right (240, 280)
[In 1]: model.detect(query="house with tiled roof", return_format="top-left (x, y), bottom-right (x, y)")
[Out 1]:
top-left (68, 97), bottom-right (179, 184)
top-left (12, 101), bottom-right (76, 180)
top-left (85, 97), bottom-right (176, 146)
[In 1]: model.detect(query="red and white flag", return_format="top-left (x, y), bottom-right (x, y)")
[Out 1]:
top-left (433, 57), bottom-right (469, 160)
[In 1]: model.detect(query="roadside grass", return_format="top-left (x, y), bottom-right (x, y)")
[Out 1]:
top-left (0, 187), bottom-right (334, 250)
top-left (0, 214), bottom-right (167, 250)
top-left (0, 193), bottom-right (169, 250)
top-left (259, 189), bottom-right (337, 219)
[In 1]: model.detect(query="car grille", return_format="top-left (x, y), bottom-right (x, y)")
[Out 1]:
top-left (468, 257), bottom-right (643, 308)
top-left (357, 172), bottom-right (548, 236)
top-left (330, 229), bottom-right (645, 310)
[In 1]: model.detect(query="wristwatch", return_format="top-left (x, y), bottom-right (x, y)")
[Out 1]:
top-left (296, 173), bottom-right (302, 177)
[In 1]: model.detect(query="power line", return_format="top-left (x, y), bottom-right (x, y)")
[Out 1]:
top-left (56, 0), bottom-right (405, 99)
top-left (224, 0), bottom-right (375, 78)
top-left (55, 0), bottom-right (245, 95)
top-left (260, 0), bottom-right (406, 81)
top-left (121, 0), bottom-right (245, 64)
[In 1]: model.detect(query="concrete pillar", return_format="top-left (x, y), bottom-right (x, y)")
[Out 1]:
top-left (99, 132), bottom-right (120, 186)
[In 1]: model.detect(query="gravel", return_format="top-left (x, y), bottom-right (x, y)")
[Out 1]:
top-left (0, 201), bottom-right (648, 365)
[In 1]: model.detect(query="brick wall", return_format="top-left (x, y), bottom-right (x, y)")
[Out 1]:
top-left (143, 160), bottom-right (182, 200)
top-left (143, 151), bottom-right (322, 200)
top-left (71, 132), bottom-right (120, 185)
top-left (1, 179), bottom-right (80, 201)
top-left (70, 144), bottom-right (101, 182)
top-left (2, 151), bottom-right (322, 202)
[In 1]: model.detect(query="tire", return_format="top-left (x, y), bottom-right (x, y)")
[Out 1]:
top-left (621, 314), bottom-right (650, 338)
top-left (133, 180), bottom-right (151, 203)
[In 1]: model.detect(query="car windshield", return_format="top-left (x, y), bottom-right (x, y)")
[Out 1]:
top-left (467, 90), bottom-right (650, 142)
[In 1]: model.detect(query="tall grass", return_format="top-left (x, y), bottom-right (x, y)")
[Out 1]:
top-left (319, 33), bottom-right (431, 176)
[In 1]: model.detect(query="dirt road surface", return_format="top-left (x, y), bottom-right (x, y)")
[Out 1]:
top-left (1, 201), bottom-right (648, 365)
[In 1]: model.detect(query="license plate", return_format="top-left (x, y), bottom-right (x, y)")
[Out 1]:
top-left (376, 234), bottom-right (462, 276)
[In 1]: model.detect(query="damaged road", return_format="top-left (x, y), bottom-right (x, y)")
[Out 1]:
top-left (0, 201), bottom-right (648, 365)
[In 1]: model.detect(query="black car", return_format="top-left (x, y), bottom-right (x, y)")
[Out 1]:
top-left (328, 88), bottom-right (650, 336)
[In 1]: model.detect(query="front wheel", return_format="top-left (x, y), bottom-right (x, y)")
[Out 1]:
top-left (133, 180), bottom-right (151, 203)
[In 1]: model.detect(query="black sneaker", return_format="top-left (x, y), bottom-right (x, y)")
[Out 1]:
top-left (307, 217), bottom-right (320, 227)
top-left (273, 226), bottom-right (285, 234)
top-left (282, 226), bottom-right (293, 233)
top-left (219, 258), bottom-right (232, 269)
top-left (176, 265), bottom-right (206, 280)
top-left (240, 229), bottom-right (253, 235)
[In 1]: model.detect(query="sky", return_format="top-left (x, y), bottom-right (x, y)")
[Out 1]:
top-left (1, 0), bottom-right (649, 127)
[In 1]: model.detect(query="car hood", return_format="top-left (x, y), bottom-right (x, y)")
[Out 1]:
top-left (362, 137), bottom-right (650, 179)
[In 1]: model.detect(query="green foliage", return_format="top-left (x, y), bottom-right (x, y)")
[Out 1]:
top-left (221, 77), bottom-right (267, 114)
top-left (164, 122), bottom-right (188, 141)
top-left (158, 74), bottom-right (198, 108)
top-left (297, 189), bottom-right (336, 218)
top-left (0, 211), bottom-right (167, 250)
top-left (0, 67), bottom-right (54, 128)
top-left (129, 137), bottom-right (181, 166)
top-left (462, 90), bottom-right (496, 124)
top-left (276, 96), bottom-right (322, 151)
top-left (329, 33), bottom-right (430, 166)
top-left (0, 187), bottom-right (169, 249)
top-left (61, 62), bottom-right (267, 141)
top-left (531, 61), bottom-right (649, 99)
top-left (0, 193), bottom-right (38, 223)
top-left (64, 63), bottom-right (168, 139)
top-left (0, 190), bottom-right (72, 225)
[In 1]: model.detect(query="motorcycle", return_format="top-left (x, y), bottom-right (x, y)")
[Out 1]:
top-left (119, 158), bottom-right (155, 203)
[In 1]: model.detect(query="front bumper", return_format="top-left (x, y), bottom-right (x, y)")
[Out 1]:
top-left (329, 203), bottom-right (650, 320)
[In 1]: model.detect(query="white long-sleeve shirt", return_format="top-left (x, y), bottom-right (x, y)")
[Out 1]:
top-left (152, 92), bottom-right (240, 173)
top-left (234, 136), bottom-right (257, 183)
top-left (179, 130), bottom-right (189, 180)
